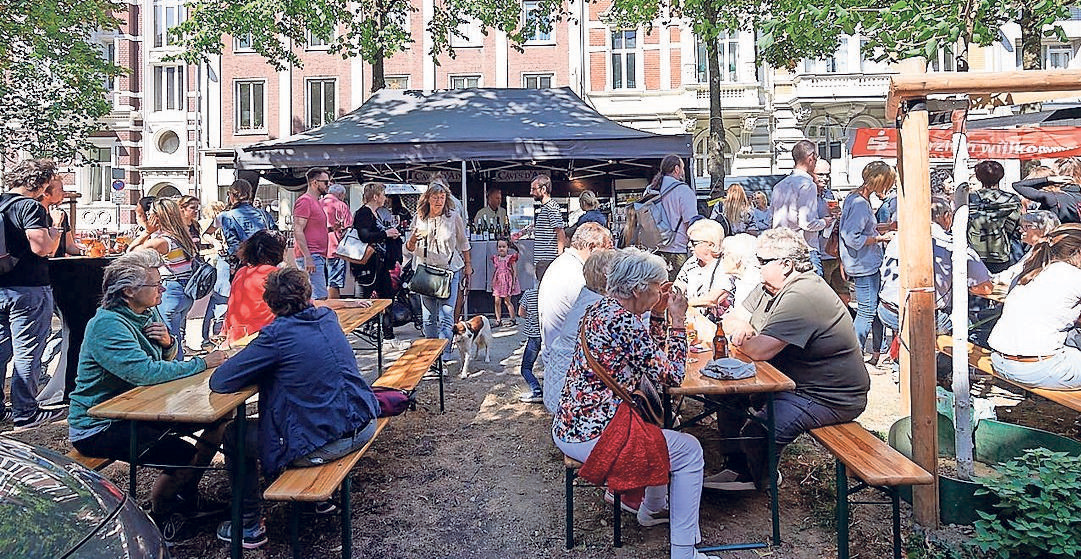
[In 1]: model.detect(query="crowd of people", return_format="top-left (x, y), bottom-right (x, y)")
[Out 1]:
top-left (5, 147), bottom-right (1081, 555)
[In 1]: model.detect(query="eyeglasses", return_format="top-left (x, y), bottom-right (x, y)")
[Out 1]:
top-left (314, 179), bottom-right (331, 185)
top-left (756, 255), bottom-right (781, 266)
top-left (138, 282), bottom-right (164, 290)
top-left (689, 239), bottom-right (712, 247)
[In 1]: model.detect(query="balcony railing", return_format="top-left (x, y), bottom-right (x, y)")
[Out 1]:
top-left (791, 73), bottom-right (895, 100)
top-left (687, 83), bottom-right (762, 107)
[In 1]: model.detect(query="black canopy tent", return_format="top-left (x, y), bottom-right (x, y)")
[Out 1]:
top-left (235, 87), bottom-right (692, 189)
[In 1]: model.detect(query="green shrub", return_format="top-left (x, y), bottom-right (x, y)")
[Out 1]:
top-left (970, 448), bottom-right (1081, 558)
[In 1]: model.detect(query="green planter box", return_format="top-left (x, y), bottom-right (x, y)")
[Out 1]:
top-left (888, 415), bottom-right (1081, 525)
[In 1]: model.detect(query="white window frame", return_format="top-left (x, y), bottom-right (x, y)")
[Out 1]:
top-left (233, 33), bottom-right (254, 52)
top-left (802, 37), bottom-right (849, 73)
top-left (152, 0), bottom-right (185, 48)
top-left (694, 31), bottom-right (740, 83)
top-left (306, 30), bottom-right (332, 50)
top-left (87, 146), bottom-right (114, 203)
top-left (449, 74), bottom-right (482, 89)
top-left (385, 75), bottom-right (410, 89)
top-left (610, 29), bottom-right (640, 90)
top-left (693, 132), bottom-right (731, 177)
top-left (152, 65), bottom-right (186, 112)
top-left (522, 0), bottom-right (553, 44)
top-left (100, 41), bottom-right (116, 92)
top-left (305, 78), bottom-right (336, 129)
top-left (522, 73), bottom-right (553, 88)
top-left (1045, 44), bottom-right (1073, 69)
top-left (451, 19), bottom-right (484, 48)
top-left (234, 79), bottom-right (267, 134)
top-left (927, 45), bottom-right (955, 72)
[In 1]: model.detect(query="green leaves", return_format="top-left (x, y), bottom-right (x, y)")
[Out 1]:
top-left (0, 0), bottom-right (125, 162)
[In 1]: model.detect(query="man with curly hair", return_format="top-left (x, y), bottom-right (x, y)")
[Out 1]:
top-left (1, 158), bottom-right (66, 429)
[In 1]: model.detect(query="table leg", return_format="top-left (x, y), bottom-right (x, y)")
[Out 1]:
top-left (663, 392), bottom-right (673, 429)
top-left (128, 421), bottom-right (138, 498)
top-left (837, 461), bottom-right (849, 559)
top-left (767, 393), bottom-right (780, 546)
top-left (231, 405), bottom-right (247, 559)
top-left (376, 310), bottom-right (384, 376)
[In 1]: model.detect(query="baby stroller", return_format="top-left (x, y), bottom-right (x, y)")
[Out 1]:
top-left (393, 261), bottom-right (424, 330)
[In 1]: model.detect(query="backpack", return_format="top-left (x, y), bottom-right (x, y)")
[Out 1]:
top-left (0, 196), bottom-right (28, 274)
top-left (967, 190), bottom-right (1021, 265)
top-left (621, 179), bottom-right (688, 250)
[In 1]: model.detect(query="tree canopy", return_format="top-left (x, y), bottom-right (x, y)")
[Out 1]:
top-left (0, 0), bottom-right (125, 165)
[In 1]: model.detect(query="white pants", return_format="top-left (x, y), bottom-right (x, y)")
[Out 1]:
top-left (554, 428), bottom-right (705, 552)
top-left (992, 347), bottom-right (1081, 390)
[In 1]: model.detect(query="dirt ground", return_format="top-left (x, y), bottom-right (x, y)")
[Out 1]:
top-left (6, 316), bottom-right (1080, 559)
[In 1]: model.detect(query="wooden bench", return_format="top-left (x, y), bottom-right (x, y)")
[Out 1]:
top-left (66, 449), bottom-right (115, 472)
top-left (809, 422), bottom-right (934, 559)
top-left (262, 338), bottom-right (447, 559)
top-left (936, 335), bottom-right (1081, 413)
top-left (562, 456), bottom-right (625, 549)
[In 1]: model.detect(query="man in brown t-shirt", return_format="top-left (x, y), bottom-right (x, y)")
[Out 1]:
top-left (709, 227), bottom-right (869, 490)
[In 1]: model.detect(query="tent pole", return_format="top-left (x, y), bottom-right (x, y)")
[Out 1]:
top-left (462, 160), bottom-right (469, 318)
top-left (897, 97), bottom-right (940, 529)
top-left (950, 114), bottom-right (975, 481)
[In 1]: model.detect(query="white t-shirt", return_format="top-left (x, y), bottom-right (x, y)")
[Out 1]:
top-left (674, 257), bottom-right (735, 303)
top-left (988, 261), bottom-right (1081, 356)
top-left (537, 250), bottom-right (585, 360)
top-left (543, 288), bottom-right (603, 413)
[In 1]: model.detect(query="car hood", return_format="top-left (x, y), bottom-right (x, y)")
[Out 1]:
top-left (0, 437), bottom-right (123, 558)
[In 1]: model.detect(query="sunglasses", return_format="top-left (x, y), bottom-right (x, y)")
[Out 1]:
top-left (688, 239), bottom-right (712, 247)
top-left (757, 255), bottom-right (782, 266)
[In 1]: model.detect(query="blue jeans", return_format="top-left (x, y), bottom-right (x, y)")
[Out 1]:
top-left (0, 286), bottom-right (54, 418)
top-left (851, 273), bottom-right (881, 350)
top-left (159, 279), bottom-right (194, 360)
top-left (296, 254), bottom-right (329, 300)
top-left (419, 268), bottom-right (462, 358)
top-left (809, 249), bottom-right (824, 277)
top-left (520, 336), bottom-right (542, 396)
top-left (877, 302), bottom-right (953, 335)
top-left (201, 291), bottom-right (228, 344)
top-left (325, 257), bottom-right (347, 289)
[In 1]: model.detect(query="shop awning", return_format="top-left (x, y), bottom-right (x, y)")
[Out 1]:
top-left (850, 126), bottom-right (1081, 160)
top-left (236, 87), bottom-right (691, 171)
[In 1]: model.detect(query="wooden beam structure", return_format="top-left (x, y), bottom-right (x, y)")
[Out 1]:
top-left (886, 70), bottom-right (1081, 118)
top-left (887, 67), bottom-right (1081, 530)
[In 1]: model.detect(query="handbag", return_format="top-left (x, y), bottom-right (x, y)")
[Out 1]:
top-left (335, 228), bottom-right (377, 265)
top-left (408, 238), bottom-right (453, 299)
top-left (183, 253), bottom-right (217, 300)
top-left (578, 321), bottom-right (666, 427)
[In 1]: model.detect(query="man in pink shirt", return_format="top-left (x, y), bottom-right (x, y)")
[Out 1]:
top-left (322, 183), bottom-right (353, 299)
top-left (293, 168), bottom-right (331, 299)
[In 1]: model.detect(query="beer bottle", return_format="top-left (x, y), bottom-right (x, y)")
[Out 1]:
top-left (713, 324), bottom-right (728, 359)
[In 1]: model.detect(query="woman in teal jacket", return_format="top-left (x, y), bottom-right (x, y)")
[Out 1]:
top-left (68, 249), bottom-right (229, 536)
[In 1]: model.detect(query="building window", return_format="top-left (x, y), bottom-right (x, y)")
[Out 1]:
top-left (152, 66), bottom-right (185, 112)
top-left (927, 45), bottom-right (955, 72)
top-left (806, 118), bottom-right (844, 161)
top-left (450, 75), bottom-right (481, 89)
top-left (693, 133), bottom-right (731, 178)
top-left (100, 41), bottom-right (116, 91)
top-left (385, 76), bottom-right (410, 89)
top-left (523, 0), bottom-right (552, 43)
top-left (452, 19), bottom-right (484, 47)
top-left (611, 30), bottom-right (637, 89)
top-left (306, 78), bottom-right (336, 128)
top-left (307, 30), bottom-right (331, 49)
top-left (1046, 44), bottom-right (1073, 69)
top-left (803, 37), bottom-right (848, 73)
top-left (235, 80), bottom-right (266, 132)
top-left (523, 73), bottom-right (553, 88)
top-left (234, 33), bottom-right (253, 51)
top-left (858, 38), bottom-right (889, 73)
top-left (695, 31), bottom-right (739, 83)
top-left (153, 0), bottom-right (185, 48)
top-left (88, 146), bottom-right (113, 203)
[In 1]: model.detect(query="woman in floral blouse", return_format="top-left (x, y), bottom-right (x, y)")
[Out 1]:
top-left (552, 248), bottom-right (715, 559)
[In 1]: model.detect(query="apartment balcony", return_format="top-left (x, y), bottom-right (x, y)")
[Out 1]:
top-left (686, 82), bottom-right (763, 110)
top-left (790, 73), bottom-right (895, 103)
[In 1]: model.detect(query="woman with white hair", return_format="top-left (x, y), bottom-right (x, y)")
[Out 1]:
top-left (994, 209), bottom-right (1061, 288)
top-left (713, 228), bottom-right (868, 490)
top-left (718, 233), bottom-right (761, 311)
top-left (674, 219), bottom-right (733, 316)
top-left (68, 249), bottom-right (229, 537)
top-left (554, 248), bottom-right (716, 559)
top-left (406, 181), bottom-right (471, 359)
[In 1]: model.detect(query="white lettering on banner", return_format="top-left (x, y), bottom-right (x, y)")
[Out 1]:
top-left (493, 170), bottom-right (538, 182)
top-left (409, 170), bottom-right (462, 183)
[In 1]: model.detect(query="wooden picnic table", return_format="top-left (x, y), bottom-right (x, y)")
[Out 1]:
top-left (316, 298), bottom-right (391, 374)
top-left (666, 348), bottom-right (795, 552)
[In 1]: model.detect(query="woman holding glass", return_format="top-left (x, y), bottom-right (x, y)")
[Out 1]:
top-left (351, 182), bottom-right (402, 341)
top-left (405, 181), bottom-right (471, 360)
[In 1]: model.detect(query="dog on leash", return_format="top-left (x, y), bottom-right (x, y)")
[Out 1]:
top-left (451, 316), bottom-right (493, 376)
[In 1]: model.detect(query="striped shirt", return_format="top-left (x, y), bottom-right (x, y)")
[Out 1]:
top-left (153, 232), bottom-right (192, 278)
top-left (520, 288), bottom-right (540, 338)
top-left (533, 199), bottom-right (565, 263)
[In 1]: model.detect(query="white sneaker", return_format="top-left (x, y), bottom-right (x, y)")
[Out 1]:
top-left (636, 506), bottom-right (670, 527)
top-left (702, 469), bottom-right (756, 491)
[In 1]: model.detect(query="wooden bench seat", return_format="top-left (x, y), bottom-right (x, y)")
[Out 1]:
top-left (374, 338), bottom-right (448, 412)
top-left (936, 335), bottom-right (1081, 413)
top-left (66, 450), bottom-right (115, 472)
top-left (809, 422), bottom-right (933, 559)
top-left (262, 337), bottom-right (447, 559)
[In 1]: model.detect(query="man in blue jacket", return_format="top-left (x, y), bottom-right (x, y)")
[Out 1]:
top-left (210, 268), bottom-right (380, 549)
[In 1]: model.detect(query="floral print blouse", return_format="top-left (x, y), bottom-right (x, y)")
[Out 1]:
top-left (552, 297), bottom-right (688, 444)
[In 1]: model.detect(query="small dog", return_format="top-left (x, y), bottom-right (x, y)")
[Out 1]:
top-left (451, 315), bottom-right (493, 376)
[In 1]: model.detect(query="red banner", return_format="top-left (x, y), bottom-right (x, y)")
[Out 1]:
top-left (851, 127), bottom-right (1081, 160)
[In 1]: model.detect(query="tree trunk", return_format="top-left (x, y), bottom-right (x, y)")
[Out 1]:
top-left (1019, 6), bottom-right (1042, 71)
top-left (371, 50), bottom-right (386, 93)
top-left (706, 36), bottom-right (725, 197)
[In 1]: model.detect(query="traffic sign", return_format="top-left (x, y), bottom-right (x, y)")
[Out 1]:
top-left (112, 179), bottom-right (125, 191)
top-left (111, 190), bottom-right (125, 205)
